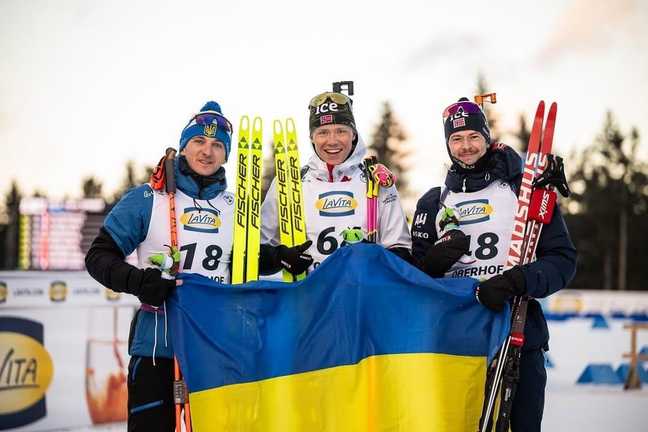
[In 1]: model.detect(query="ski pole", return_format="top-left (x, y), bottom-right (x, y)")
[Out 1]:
top-left (363, 157), bottom-right (379, 243)
top-left (164, 147), bottom-right (192, 432)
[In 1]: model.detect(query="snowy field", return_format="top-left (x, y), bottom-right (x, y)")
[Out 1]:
top-left (542, 317), bottom-right (648, 431)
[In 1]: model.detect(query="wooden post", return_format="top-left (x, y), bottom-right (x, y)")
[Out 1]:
top-left (622, 323), bottom-right (648, 390)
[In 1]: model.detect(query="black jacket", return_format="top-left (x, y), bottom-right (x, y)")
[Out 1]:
top-left (411, 145), bottom-right (577, 351)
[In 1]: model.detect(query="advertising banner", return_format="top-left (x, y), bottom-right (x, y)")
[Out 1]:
top-left (0, 271), bottom-right (137, 431)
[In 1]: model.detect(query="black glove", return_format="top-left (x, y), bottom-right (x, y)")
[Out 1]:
top-left (137, 267), bottom-right (176, 307)
top-left (476, 266), bottom-right (526, 312)
top-left (277, 240), bottom-right (313, 275)
top-left (421, 231), bottom-right (470, 277)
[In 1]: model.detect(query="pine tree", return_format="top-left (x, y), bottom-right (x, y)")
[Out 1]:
top-left (2, 181), bottom-right (22, 269)
top-left (111, 161), bottom-right (153, 203)
top-left (514, 113), bottom-right (531, 153)
top-left (368, 101), bottom-right (412, 200)
top-left (564, 112), bottom-right (648, 290)
top-left (82, 176), bottom-right (103, 199)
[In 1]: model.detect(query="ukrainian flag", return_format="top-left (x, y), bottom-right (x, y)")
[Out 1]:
top-left (168, 244), bottom-right (509, 431)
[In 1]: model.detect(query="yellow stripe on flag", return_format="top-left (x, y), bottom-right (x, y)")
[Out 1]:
top-left (189, 353), bottom-right (487, 432)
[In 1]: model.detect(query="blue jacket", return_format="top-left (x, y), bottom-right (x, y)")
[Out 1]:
top-left (96, 158), bottom-right (227, 359)
top-left (411, 145), bottom-right (577, 351)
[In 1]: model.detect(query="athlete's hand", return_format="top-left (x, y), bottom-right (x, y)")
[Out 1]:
top-left (137, 268), bottom-right (176, 307)
top-left (277, 240), bottom-right (314, 275)
top-left (476, 266), bottom-right (526, 312)
top-left (421, 231), bottom-right (470, 277)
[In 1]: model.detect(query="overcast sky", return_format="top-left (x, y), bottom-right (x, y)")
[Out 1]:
top-left (1, 0), bottom-right (647, 205)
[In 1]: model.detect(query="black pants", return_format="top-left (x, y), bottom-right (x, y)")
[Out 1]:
top-left (510, 348), bottom-right (547, 432)
top-left (127, 356), bottom-right (175, 432)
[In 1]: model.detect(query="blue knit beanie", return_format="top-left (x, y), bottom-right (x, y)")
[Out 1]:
top-left (179, 101), bottom-right (233, 160)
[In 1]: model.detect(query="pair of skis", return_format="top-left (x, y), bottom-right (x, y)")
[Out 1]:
top-left (232, 116), bottom-right (264, 284)
top-left (272, 118), bottom-right (307, 281)
top-left (479, 101), bottom-right (569, 431)
top-left (233, 117), bottom-right (307, 283)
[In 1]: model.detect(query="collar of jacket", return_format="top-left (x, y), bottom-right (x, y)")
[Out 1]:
top-left (444, 144), bottom-right (522, 193)
top-left (305, 135), bottom-right (367, 182)
top-left (174, 156), bottom-right (227, 200)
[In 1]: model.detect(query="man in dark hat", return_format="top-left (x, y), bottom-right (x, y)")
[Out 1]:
top-left (411, 97), bottom-right (577, 431)
top-left (259, 91), bottom-right (411, 274)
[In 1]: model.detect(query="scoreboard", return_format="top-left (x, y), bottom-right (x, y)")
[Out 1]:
top-left (18, 198), bottom-right (107, 270)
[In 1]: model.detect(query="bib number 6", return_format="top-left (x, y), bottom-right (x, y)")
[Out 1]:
top-left (317, 226), bottom-right (338, 255)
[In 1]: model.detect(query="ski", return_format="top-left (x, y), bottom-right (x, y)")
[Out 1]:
top-left (494, 103), bottom-right (556, 432)
top-left (272, 120), bottom-right (294, 282)
top-left (246, 117), bottom-right (263, 282)
top-left (232, 116), bottom-right (251, 284)
top-left (285, 118), bottom-right (308, 280)
top-left (273, 118), bottom-right (307, 282)
top-left (233, 116), bottom-right (263, 284)
top-left (480, 101), bottom-right (558, 432)
top-left (522, 102), bottom-right (558, 265)
top-left (505, 101), bottom-right (545, 269)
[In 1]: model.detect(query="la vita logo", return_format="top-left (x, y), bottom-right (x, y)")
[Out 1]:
top-left (180, 207), bottom-right (221, 233)
top-left (316, 191), bottom-right (357, 217)
top-left (0, 317), bottom-right (54, 429)
top-left (454, 199), bottom-right (493, 225)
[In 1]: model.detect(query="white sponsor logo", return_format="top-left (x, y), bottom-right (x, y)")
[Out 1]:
top-left (315, 103), bottom-right (339, 114)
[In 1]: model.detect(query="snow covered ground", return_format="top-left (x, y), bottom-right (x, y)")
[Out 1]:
top-left (544, 385), bottom-right (648, 431)
top-left (542, 317), bottom-right (648, 431)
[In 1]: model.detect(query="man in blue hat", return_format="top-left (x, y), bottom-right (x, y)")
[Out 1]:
top-left (85, 101), bottom-right (309, 430)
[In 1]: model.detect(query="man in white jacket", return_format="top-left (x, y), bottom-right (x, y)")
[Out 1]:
top-left (259, 91), bottom-right (411, 275)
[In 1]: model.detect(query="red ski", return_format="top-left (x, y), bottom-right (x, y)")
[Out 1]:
top-left (480, 101), bottom-right (565, 432)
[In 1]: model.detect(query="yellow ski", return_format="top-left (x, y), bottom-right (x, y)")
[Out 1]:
top-left (272, 120), bottom-right (295, 282)
top-left (273, 118), bottom-right (308, 282)
top-left (232, 116), bottom-right (250, 284)
top-left (246, 117), bottom-right (263, 281)
top-left (285, 118), bottom-right (307, 280)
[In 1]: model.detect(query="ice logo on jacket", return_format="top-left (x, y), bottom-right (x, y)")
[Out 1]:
top-left (453, 199), bottom-right (493, 225)
top-left (316, 191), bottom-right (357, 217)
top-left (180, 207), bottom-right (221, 233)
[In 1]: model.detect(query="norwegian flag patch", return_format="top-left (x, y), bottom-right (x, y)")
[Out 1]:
top-left (320, 114), bottom-right (334, 125)
top-left (453, 117), bottom-right (466, 128)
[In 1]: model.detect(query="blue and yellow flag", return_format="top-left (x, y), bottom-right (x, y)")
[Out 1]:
top-left (168, 244), bottom-right (509, 431)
